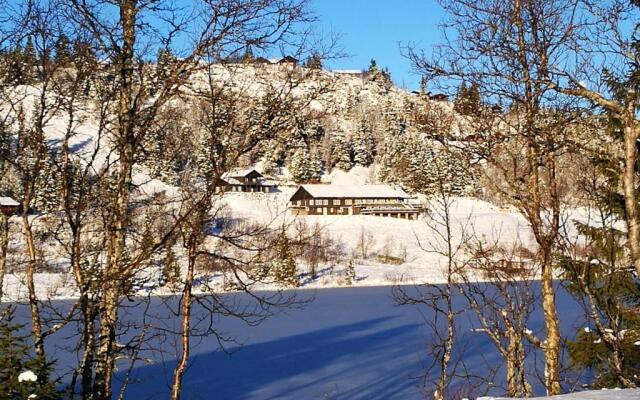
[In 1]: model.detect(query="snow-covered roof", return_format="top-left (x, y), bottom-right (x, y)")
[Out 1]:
top-left (332, 69), bottom-right (363, 74)
top-left (222, 168), bottom-right (261, 179)
top-left (0, 197), bottom-right (19, 207)
top-left (296, 184), bottom-right (410, 199)
top-left (222, 177), bottom-right (243, 185)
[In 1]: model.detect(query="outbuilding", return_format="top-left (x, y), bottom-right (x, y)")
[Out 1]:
top-left (220, 168), bottom-right (276, 193)
top-left (0, 196), bottom-right (19, 216)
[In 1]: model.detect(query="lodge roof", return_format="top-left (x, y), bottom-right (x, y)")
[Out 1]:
top-left (294, 184), bottom-right (410, 199)
top-left (278, 55), bottom-right (298, 64)
top-left (0, 196), bottom-right (19, 207)
top-left (222, 168), bottom-right (262, 179)
top-left (332, 69), bottom-right (363, 75)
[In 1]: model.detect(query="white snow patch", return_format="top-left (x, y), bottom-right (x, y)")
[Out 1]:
top-left (479, 388), bottom-right (640, 399)
top-left (18, 370), bottom-right (38, 383)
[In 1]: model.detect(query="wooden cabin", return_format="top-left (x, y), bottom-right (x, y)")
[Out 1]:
top-left (289, 184), bottom-right (422, 219)
top-left (278, 55), bottom-right (298, 67)
top-left (220, 168), bottom-right (276, 193)
top-left (0, 196), bottom-right (19, 216)
top-left (333, 69), bottom-right (365, 78)
top-left (253, 57), bottom-right (272, 65)
top-left (429, 93), bottom-right (449, 102)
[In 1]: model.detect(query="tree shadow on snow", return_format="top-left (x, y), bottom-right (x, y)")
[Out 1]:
top-left (115, 316), bottom-right (429, 400)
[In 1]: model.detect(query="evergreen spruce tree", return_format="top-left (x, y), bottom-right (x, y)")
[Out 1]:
top-left (304, 53), bottom-right (322, 69)
top-left (560, 218), bottom-right (640, 388)
top-left (242, 46), bottom-right (254, 63)
top-left (375, 140), bottom-right (398, 183)
top-left (7, 45), bottom-right (25, 85)
top-left (53, 34), bottom-right (71, 66)
top-left (352, 122), bottom-right (375, 167)
top-left (22, 37), bottom-right (36, 84)
top-left (155, 47), bottom-right (174, 84)
top-left (366, 59), bottom-right (392, 91)
top-left (287, 146), bottom-right (321, 183)
top-left (33, 154), bottom-right (59, 214)
top-left (454, 82), bottom-right (481, 116)
top-left (330, 129), bottom-right (352, 171)
top-left (271, 236), bottom-right (299, 287)
top-left (0, 307), bottom-right (61, 400)
top-left (344, 259), bottom-right (356, 286)
top-left (161, 243), bottom-right (181, 289)
top-left (560, 117), bottom-right (640, 388)
top-left (453, 83), bottom-right (468, 114)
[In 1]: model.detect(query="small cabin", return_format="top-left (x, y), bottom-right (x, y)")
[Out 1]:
top-left (278, 56), bottom-right (298, 68)
top-left (253, 57), bottom-right (272, 65)
top-left (220, 168), bottom-right (276, 193)
top-left (333, 69), bottom-right (365, 78)
top-left (0, 196), bottom-right (19, 216)
top-left (289, 184), bottom-right (422, 219)
top-left (429, 93), bottom-right (449, 102)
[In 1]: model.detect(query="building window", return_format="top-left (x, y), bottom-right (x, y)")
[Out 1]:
top-left (310, 199), bottom-right (315, 206)
top-left (322, 199), bottom-right (328, 205)
top-left (333, 199), bottom-right (341, 205)
top-left (345, 199), bottom-right (352, 205)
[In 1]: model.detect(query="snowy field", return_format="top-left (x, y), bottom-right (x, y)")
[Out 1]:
top-left (481, 389), bottom-right (640, 400)
top-left (1, 190), bottom-right (539, 301)
top-left (10, 283), bottom-right (621, 399)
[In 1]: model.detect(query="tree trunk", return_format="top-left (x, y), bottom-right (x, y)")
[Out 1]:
top-left (0, 213), bottom-right (8, 301)
top-left (622, 124), bottom-right (640, 277)
top-left (93, 2), bottom-right (137, 398)
top-left (506, 326), bottom-right (518, 397)
top-left (170, 241), bottom-right (195, 400)
top-left (540, 252), bottom-right (561, 395)
top-left (93, 277), bottom-right (119, 399)
top-left (21, 211), bottom-right (44, 359)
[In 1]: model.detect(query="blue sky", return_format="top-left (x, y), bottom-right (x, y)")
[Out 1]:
top-left (311, 0), bottom-right (444, 90)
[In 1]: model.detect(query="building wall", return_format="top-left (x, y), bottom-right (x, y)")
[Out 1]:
top-left (289, 196), bottom-right (419, 219)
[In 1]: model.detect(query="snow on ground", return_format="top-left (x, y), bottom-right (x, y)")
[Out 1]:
top-left (222, 188), bottom-right (535, 287)
top-left (0, 189), bottom-right (558, 301)
top-left (11, 284), bottom-right (600, 399)
top-left (480, 388), bottom-right (640, 400)
top-left (321, 165), bottom-right (374, 185)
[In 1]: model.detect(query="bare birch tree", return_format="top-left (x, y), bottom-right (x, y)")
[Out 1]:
top-left (407, 0), bottom-right (586, 393)
top-left (393, 180), bottom-right (470, 399)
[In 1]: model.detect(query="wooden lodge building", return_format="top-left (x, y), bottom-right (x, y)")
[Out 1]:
top-left (220, 168), bottom-right (276, 193)
top-left (289, 184), bottom-right (422, 219)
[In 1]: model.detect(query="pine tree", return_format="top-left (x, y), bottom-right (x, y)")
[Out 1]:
top-left (22, 37), bottom-right (36, 84)
top-left (271, 236), bottom-right (299, 287)
top-left (161, 243), bottom-right (181, 289)
top-left (366, 59), bottom-right (392, 91)
top-left (6, 45), bottom-right (25, 85)
top-left (330, 129), bottom-right (351, 171)
top-left (33, 155), bottom-right (59, 214)
top-left (242, 46), bottom-right (254, 63)
top-left (304, 53), bottom-right (322, 69)
top-left (54, 34), bottom-right (71, 66)
top-left (0, 307), bottom-right (61, 400)
top-left (352, 122), bottom-right (375, 167)
top-left (344, 259), bottom-right (356, 285)
top-left (560, 221), bottom-right (640, 388)
top-left (454, 82), bottom-right (481, 116)
top-left (288, 146), bottom-right (321, 183)
top-left (559, 120), bottom-right (640, 388)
